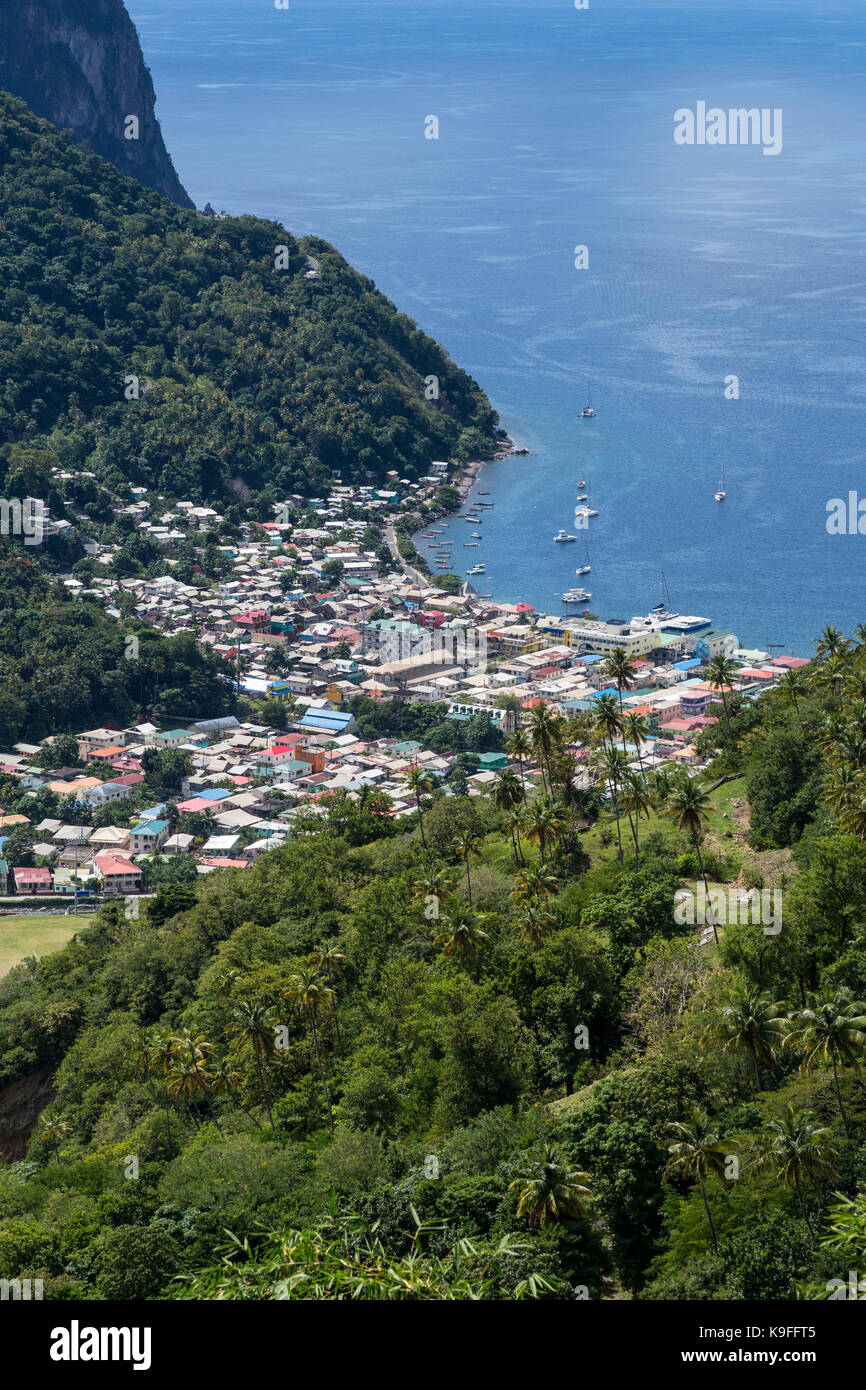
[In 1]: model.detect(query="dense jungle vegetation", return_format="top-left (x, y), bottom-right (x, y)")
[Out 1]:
top-left (2, 630), bottom-right (866, 1299)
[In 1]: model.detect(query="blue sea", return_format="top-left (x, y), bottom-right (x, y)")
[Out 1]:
top-left (126, 0), bottom-right (866, 653)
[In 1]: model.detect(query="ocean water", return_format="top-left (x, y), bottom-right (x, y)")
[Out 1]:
top-left (126, 0), bottom-right (866, 653)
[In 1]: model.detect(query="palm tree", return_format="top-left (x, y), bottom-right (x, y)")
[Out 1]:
top-left (528, 702), bottom-right (561, 793)
top-left (623, 711), bottom-right (650, 777)
top-left (235, 648), bottom-right (252, 694)
top-left (226, 999), bottom-right (278, 1131)
top-left (453, 828), bottom-right (482, 906)
top-left (755, 1106), bottom-right (839, 1238)
top-left (779, 667), bottom-right (806, 719)
top-left (706, 655), bottom-right (738, 737)
top-left (815, 627), bottom-right (851, 699)
top-left (841, 789), bottom-right (866, 843)
top-left (784, 990), bottom-right (866, 1138)
top-left (553, 759), bottom-right (597, 852)
top-left (209, 1055), bottom-right (263, 1130)
top-left (704, 986), bottom-right (788, 1090)
top-left (509, 803), bottom-right (528, 867)
top-left (434, 901), bottom-right (489, 975)
top-left (41, 1115), bottom-right (72, 1163)
top-left (819, 653), bottom-right (850, 702)
top-left (597, 744), bottom-right (629, 865)
top-left (313, 942), bottom-right (346, 1050)
top-left (510, 862), bottom-right (558, 907)
top-left (405, 765), bottom-right (435, 849)
top-left (852, 622), bottom-right (866, 667)
top-left (592, 692), bottom-right (622, 751)
top-left (413, 860), bottom-right (456, 913)
top-left (169, 1029), bottom-right (222, 1133)
top-left (523, 797), bottom-right (562, 864)
top-left (664, 1109), bottom-right (727, 1253)
top-left (602, 647), bottom-right (638, 745)
top-left (506, 727), bottom-right (531, 795)
top-left (516, 903), bottom-right (556, 949)
top-left (621, 772), bottom-right (653, 865)
top-left (665, 776), bottom-right (718, 943)
top-left (145, 1027), bottom-right (177, 1149)
top-left (510, 1144), bottom-right (591, 1230)
top-left (286, 966), bottom-right (335, 1132)
top-left (493, 768), bottom-right (524, 861)
top-left (815, 624), bottom-right (849, 662)
top-left (824, 764), bottom-right (862, 822)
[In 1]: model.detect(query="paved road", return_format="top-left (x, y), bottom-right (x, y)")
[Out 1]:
top-left (384, 523), bottom-right (427, 586)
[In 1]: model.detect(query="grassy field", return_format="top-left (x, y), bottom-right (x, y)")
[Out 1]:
top-left (0, 913), bottom-right (93, 976)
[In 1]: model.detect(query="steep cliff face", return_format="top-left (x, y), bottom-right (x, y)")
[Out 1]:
top-left (0, 0), bottom-right (193, 207)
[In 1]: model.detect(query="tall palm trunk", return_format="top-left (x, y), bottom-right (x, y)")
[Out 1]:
top-left (192, 1059), bottom-right (222, 1134)
top-left (794, 1172), bottom-right (815, 1239)
top-left (309, 1010), bottom-right (334, 1132)
top-left (694, 839), bottom-right (719, 946)
top-left (832, 1054), bottom-right (850, 1138)
top-left (719, 686), bottom-right (732, 737)
top-left (751, 1046), bottom-right (763, 1091)
top-left (629, 810), bottom-right (640, 865)
top-left (254, 1053), bottom-right (275, 1132)
top-left (698, 1173), bottom-right (719, 1253)
top-left (607, 771), bottom-right (623, 865)
top-left (509, 823), bottom-right (521, 867)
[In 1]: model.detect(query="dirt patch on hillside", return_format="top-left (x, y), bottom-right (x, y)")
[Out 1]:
top-left (0, 1067), bottom-right (55, 1160)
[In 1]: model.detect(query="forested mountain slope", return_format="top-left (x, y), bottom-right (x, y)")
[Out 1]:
top-left (0, 91), bottom-right (500, 504)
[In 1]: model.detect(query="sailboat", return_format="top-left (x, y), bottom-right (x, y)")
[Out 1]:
top-left (581, 383), bottom-right (595, 418)
top-left (575, 540), bottom-right (591, 576)
top-left (574, 480), bottom-right (598, 521)
top-left (714, 463), bottom-right (726, 502)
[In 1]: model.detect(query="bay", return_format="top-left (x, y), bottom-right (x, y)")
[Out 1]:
top-left (126, 0), bottom-right (866, 652)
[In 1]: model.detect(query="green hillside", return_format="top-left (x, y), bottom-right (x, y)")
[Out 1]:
top-left (0, 89), bottom-right (500, 505)
top-left (2, 635), bottom-right (866, 1299)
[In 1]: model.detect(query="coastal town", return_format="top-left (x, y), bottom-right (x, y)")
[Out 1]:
top-left (0, 455), bottom-right (810, 902)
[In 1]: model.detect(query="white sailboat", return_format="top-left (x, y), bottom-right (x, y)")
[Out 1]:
top-left (575, 540), bottom-right (590, 576)
top-left (581, 383), bottom-right (595, 418)
top-left (575, 480), bottom-right (598, 522)
top-left (714, 463), bottom-right (726, 502)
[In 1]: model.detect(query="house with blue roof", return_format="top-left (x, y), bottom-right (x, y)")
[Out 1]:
top-left (129, 820), bottom-right (170, 854)
top-left (295, 707), bottom-right (357, 737)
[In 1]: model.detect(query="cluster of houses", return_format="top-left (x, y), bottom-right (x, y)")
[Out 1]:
top-left (0, 463), bottom-right (809, 898)
top-left (0, 628), bottom-right (808, 898)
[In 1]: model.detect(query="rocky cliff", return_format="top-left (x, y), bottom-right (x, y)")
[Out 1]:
top-left (0, 0), bottom-right (193, 207)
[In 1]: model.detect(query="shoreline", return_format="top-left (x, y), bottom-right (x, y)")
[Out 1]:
top-left (406, 433), bottom-right (528, 584)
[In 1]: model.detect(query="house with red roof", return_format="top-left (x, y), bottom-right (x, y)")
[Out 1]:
top-left (90, 853), bottom-right (141, 895)
top-left (235, 609), bottom-right (270, 634)
top-left (13, 866), bottom-right (52, 895)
